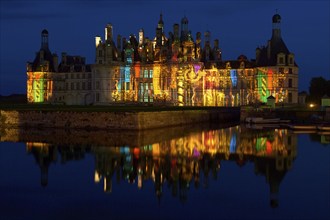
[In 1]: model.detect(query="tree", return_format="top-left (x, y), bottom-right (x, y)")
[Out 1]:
top-left (308, 77), bottom-right (330, 104)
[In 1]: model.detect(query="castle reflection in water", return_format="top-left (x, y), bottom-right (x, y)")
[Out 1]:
top-left (26, 126), bottom-right (297, 207)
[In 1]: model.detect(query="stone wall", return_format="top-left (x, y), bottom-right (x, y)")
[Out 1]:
top-left (0, 108), bottom-right (240, 130)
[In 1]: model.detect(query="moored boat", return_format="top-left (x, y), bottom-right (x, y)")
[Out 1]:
top-left (317, 125), bottom-right (330, 131)
top-left (288, 124), bottom-right (317, 130)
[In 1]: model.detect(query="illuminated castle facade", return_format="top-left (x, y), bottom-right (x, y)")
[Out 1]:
top-left (27, 13), bottom-right (298, 106)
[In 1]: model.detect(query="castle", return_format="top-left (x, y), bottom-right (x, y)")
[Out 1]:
top-left (27, 13), bottom-right (298, 106)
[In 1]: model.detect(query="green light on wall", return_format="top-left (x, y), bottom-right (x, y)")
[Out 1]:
top-left (257, 70), bottom-right (270, 103)
top-left (33, 80), bottom-right (44, 102)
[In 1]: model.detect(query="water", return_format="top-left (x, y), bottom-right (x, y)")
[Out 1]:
top-left (0, 125), bottom-right (329, 220)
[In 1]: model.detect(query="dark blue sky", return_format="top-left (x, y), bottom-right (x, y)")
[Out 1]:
top-left (0, 0), bottom-right (329, 95)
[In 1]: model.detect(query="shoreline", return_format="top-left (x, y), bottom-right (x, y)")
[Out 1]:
top-left (0, 107), bottom-right (240, 130)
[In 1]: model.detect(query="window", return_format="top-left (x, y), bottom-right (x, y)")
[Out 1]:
top-left (82, 82), bottom-right (86, 90)
top-left (149, 70), bottom-right (153, 78)
top-left (88, 82), bottom-right (91, 90)
top-left (99, 60), bottom-right (103, 64)
top-left (76, 82), bottom-right (80, 90)
top-left (71, 82), bottom-right (74, 90)
top-left (96, 93), bottom-right (100, 102)
top-left (279, 79), bottom-right (284, 88)
top-left (279, 57), bottom-right (284, 64)
top-left (88, 73), bottom-right (91, 79)
top-left (288, 78), bottom-right (292, 88)
top-left (288, 92), bottom-right (292, 103)
top-left (77, 74), bottom-right (80, 79)
top-left (144, 70), bottom-right (148, 78)
top-left (96, 81), bottom-right (100, 90)
top-left (71, 74), bottom-right (74, 79)
top-left (82, 73), bottom-right (85, 79)
top-left (279, 68), bottom-right (284, 74)
top-left (99, 50), bottom-right (103, 57)
top-left (289, 57), bottom-right (293, 65)
top-left (65, 74), bottom-right (68, 79)
top-left (65, 83), bottom-right (68, 90)
top-left (289, 68), bottom-right (293, 74)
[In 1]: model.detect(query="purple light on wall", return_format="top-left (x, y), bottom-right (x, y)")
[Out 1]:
top-left (193, 64), bottom-right (201, 73)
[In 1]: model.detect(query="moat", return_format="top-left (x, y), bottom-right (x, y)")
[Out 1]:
top-left (0, 124), bottom-right (329, 219)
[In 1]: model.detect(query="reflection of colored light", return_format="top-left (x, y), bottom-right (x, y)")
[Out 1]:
top-left (266, 140), bottom-right (272, 155)
top-left (230, 134), bottom-right (237, 153)
top-left (256, 137), bottom-right (266, 152)
top-left (193, 147), bottom-right (200, 158)
top-left (120, 146), bottom-right (130, 154)
top-left (133, 148), bottom-right (140, 158)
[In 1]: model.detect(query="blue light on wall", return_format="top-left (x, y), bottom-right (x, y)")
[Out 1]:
top-left (125, 66), bottom-right (130, 82)
top-left (230, 70), bottom-right (237, 87)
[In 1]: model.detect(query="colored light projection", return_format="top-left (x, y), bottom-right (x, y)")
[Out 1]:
top-left (230, 70), bottom-right (238, 88)
top-left (32, 75), bottom-right (46, 102)
top-left (257, 69), bottom-right (271, 103)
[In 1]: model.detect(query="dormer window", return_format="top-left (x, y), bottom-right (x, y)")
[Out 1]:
top-left (288, 54), bottom-right (294, 66)
top-left (226, 62), bottom-right (231, 69)
top-left (240, 61), bottom-right (245, 69)
top-left (277, 53), bottom-right (285, 65)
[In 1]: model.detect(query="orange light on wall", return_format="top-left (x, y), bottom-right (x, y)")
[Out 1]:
top-left (267, 69), bottom-right (273, 90)
top-left (134, 63), bottom-right (140, 78)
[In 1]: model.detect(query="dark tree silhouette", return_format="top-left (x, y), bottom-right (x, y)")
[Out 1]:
top-left (308, 77), bottom-right (330, 104)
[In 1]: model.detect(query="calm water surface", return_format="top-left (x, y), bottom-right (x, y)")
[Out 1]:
top-left (0, 125), bottom-right (329, 220)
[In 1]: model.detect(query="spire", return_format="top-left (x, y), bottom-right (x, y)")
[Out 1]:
top-left (41, 29), bottom-right (49, 50)
top-left (158, 13), bottom-right (164, 30)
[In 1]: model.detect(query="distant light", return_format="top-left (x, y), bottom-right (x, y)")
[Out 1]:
top-left (309, 103), bottom-right (315, 108)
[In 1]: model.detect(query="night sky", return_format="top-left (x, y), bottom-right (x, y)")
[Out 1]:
top-left (0, 0), bottom-right (329, 95)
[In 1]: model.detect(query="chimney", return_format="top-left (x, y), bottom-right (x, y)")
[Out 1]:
top-left (53, 53), bottom-right (58, 72)
top-left (256, 48), bottom-right (261, 64)
top-left (61, 52), bottom-right (67, 65)
top-left (95, 36), bottom-right (101, 47)
top-left (117, 34), bottom-right (122, 51)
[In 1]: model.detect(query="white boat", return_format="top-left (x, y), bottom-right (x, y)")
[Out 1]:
top-left (317, 125), bottom-right (330, 131)
top-left (246, 117), bottom-right (290, 124)
top-left (288, 124), bottom-right (317, 130)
